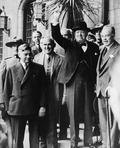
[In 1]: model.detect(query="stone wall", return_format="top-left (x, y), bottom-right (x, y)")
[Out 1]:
top-left (109, 0), bottom-right (120, 43)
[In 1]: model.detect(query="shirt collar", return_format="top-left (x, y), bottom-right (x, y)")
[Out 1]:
top-left (81, 41), bottom-right (88, 52)
top-left (20, 60), bottom-right (26, 70)
top-left (105, 42), bottom-right (114, 50)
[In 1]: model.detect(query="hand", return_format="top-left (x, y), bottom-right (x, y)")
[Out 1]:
top-left (38, 107), bottom-right (46, 117)
top-left (51, 6), bottom-right (62, 25)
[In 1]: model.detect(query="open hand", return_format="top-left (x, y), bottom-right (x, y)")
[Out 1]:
top-left (51, 6), bottom-right (62, 24)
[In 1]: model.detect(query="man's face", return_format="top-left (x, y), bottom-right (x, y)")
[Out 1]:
top-left (18, 50), bottom-right (32, 64)
top-left (101, 27), bottom-right (114, 47)
top-left (32, 32), bottom-right (41, 45)
top-left (95, 31), bottom-right (102, 44)
top-left (74, 30), bottom-right (87, 43)
top-left (42, 39), bottom-right (54, 55)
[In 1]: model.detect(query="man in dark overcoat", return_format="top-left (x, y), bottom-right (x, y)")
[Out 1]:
top-left (51, 11), bottom-right (99, 148)
top-left (3, 43), bottom-right (46, 148)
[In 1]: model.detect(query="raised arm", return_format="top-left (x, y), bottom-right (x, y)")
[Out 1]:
top-left (51, 11), bottom-right (72, 51)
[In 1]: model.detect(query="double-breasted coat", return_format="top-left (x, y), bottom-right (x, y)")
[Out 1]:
top-left (4, 62), bottom-right (46, 115)
top-left (3, 61), bottom-right (46, 148)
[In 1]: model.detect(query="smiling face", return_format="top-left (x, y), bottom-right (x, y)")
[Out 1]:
top-left (32, 31), bottom-right (42, 45)
top-left (74, 30), bottom-right (88, 44)
top-left (42, 38), bottom-right (55, 55)
top-left (101, 26), bottom-right (115, 47)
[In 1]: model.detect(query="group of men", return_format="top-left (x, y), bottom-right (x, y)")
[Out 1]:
top-left (0, 9), bottom-right (120, 148)
top-left (50, 10), bottom-right (120, 148)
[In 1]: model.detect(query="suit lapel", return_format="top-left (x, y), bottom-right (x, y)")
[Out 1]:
top-left (98, 41), bottom-right (119, 75)
top-left (51, 53), bottom-right (61, 77)
top-left (16, 63), bottom-right (25, 83)
top-left (52, 54), bottom-right (58, 74)
top-left (39, 52), bottom-right (44, 65)
top-left (21, 63), bottom-right (32, 85)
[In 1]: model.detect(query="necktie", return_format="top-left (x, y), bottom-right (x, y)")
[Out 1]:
top-left (46, 56), bottom-right (51, 75)
top-left (47, 56), bottom-right (50, 63)
top-left (102, 47), bottom-right (107, 57)
top-left (81, 43), bottom-right (86, 46)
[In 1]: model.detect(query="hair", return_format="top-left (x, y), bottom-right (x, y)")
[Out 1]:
top-left (42, 37), bottom-right (56, 48)
top-left (18, 43), bottom-right (31, 52)
top-left (102, 24), bottom-right (115, 36)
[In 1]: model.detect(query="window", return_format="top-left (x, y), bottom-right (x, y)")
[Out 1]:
top-left (24, 2), bottom-right (36, 44)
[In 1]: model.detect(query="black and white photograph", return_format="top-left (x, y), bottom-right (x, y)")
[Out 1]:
top-left (0, 0), bottom-right (120, 148)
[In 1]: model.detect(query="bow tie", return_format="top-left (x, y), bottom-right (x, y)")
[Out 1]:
top-left (81, 43), bottom-right (86, 46)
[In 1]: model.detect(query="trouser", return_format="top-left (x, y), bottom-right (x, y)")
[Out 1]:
top-left (98, 97), bottom-right (120, 148)
top-left (3, 114), bottom-right (13, 148)
top-left (46, 120), bottom-right (58, 148)
top-left (59, 103), bottom-right (69, 138)
top-left (45, 100), bottom-right (58, 148)
top-left (65, 79), bottom-right (93, 147)
top-left (110, 119), bottom-right (120, 148)
top-left (98, 98), bottom-right (108, 147)
top-left (9, 115), bottom-right (39, 148)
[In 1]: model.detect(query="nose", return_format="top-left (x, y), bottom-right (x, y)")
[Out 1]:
top-left (26, 54), bottom-right (30, 58)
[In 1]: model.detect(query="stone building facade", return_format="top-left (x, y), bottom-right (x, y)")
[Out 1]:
top-left (0, 0), bottom-right (120, 60)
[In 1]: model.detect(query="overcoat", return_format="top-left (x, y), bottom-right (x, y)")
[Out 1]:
top-left (51, 24), bottom-right (99, 145)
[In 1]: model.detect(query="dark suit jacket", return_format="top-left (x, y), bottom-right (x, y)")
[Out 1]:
top-left (96, 40), bottom-right (120, 97)
top-left (51, 24), bottom-right (99, 84)
top-left (3, 62), bottom-right (46, 116)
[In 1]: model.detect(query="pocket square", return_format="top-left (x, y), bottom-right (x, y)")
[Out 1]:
top-left (109, 54), bottom-right (114, 58)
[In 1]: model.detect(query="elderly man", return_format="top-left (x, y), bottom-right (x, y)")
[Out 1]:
top-left (31, 30), bottom-right (42, 57)
top-left (51, 10), bottom-right (99, 148)
top-left (34, 37), bottom-right (63, 148)
top-left (3, 43), bottom-right (46, 148)
top-left (0, 37), bottom-right (24, 148)
top-left (96, 24), bottom-right (120, 148)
